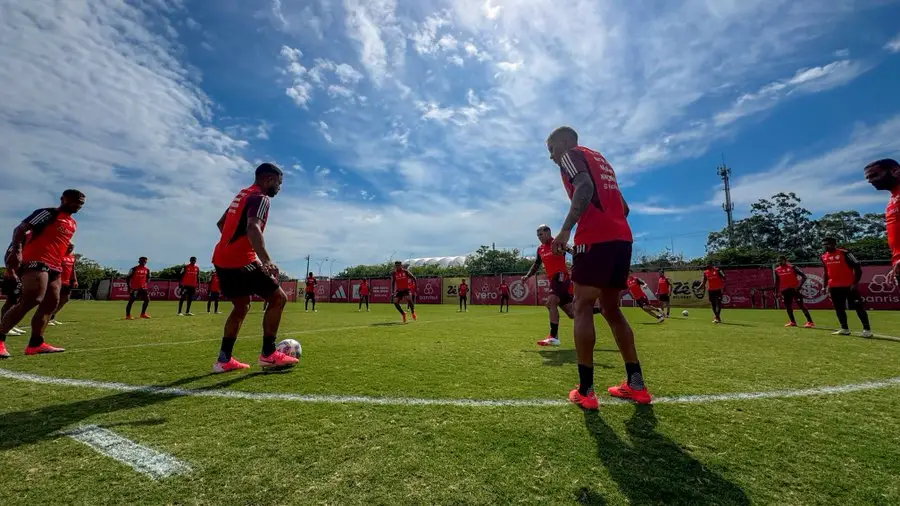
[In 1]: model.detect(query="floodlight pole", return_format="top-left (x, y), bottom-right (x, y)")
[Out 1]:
top-left (717, 157), bottom-right (735, 248)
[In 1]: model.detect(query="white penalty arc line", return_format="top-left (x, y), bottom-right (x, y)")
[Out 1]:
top-left (1, 368), bottom-right (898, 408)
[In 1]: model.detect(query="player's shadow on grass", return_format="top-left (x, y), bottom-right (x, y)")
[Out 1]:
top-left (579, 406), bottom-right (749, 506)
top-left (0, 372), bottom-right (262, 451)
top-left (369, 322), bottom-right (406, 327)
top-left (523, 349), bottom-right (619, 367)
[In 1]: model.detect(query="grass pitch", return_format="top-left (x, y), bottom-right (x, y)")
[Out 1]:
top-left (1, 301), bottom-right (899, 505)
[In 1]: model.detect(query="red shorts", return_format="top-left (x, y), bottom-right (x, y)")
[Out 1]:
top-left (571, 241), bottom-right (632, 290)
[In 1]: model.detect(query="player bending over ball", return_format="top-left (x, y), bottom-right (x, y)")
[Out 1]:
top-left (523, 225), bottom-right (575, 347)
top-left (626, 272), bottom-right (665, 323)
top-left (0, 189), bottom-right (85, 358)
top-left (211, 163), bottom-right (298, 373)
top-left (547, 126), bottom-right (651, 409)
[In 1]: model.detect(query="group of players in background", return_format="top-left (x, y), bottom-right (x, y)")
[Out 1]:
top-left (1, 136), bottom-right (898, 409)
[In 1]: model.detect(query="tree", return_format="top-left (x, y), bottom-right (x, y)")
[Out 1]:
top-left (73, 254), bottom-right (120, 288)
top-left (843, 237), bottom-right (891, 262)
top-left (464, 246), bottom-right (533, 274)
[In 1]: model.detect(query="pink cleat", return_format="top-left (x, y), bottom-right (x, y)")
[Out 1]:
top-left (804, 322), bottom-right (816, 328)
top-left (537, 336), bottom-right (561, 347)
top-left (24, 342), bottom-right (65, 355)
top-left (258, 350), bottom-right (299, 369)
top-left (785, 322), bottom-right (797, 327)
top-left (0, 342), bottom-right (9, 359)
top-left (568, 387), bottom-right (599, 410)
top-left (213, 357), bottom-right (250, 373)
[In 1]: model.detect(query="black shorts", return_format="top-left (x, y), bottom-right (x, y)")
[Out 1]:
top-left (214, 263), bottom-right (280, 300)
top-left (658, 294), bottom-right (670, 303)
top-left (21, 261), bottom-right (61, 281)
top-left (500, 294), bottom-right (509, 301)
top-left (396, 289), bottom-right (410, 300)
top-left (208, 291), bottom-right (220, 300)
top-left (708, 289), bottom-right (723, 303)
top-left (829, 287), bottom-right (864, 310)
top-left (571, 241), bottom-right (632, 290)
top-left (180, 286), bottom-right (197, 299)
top-left (1, 276), bottom-right (21, 303)
top-left (635, 297), bottom-right (650, 308)
top-left (549, 274), bottom-right (573, 306)
top-left (305, 292), bottom-right (315, 301)
top-left (359, 294), bottom-right (369, 300)
top-left (458, 294), bottom-right (467, 301)
top-left (781, 288), bottom-right (801, 307)
top-left (130, 288), bottom-right (149, 299)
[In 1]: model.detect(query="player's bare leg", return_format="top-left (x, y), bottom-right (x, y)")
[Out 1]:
top-left (25, 276), bottom-right (64, 354)
top-left (1, 272), bottom-right (50, 356)
top-left (393, 296), bottom-right (407, 322)
top-left (538, 295), bottom-right (568, 346)
top-left (214, 297), bottom-right (251, 373)
top-left (796, 298), bottom-right (814, 327)
top-left (50, 288), bottom-right (71, 324)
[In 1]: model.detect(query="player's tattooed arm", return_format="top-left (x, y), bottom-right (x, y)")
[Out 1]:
top-left (846, 252), bottom-right (863, 284)
top-left (561, 172), bottom-right (594, 233)
top-left (621, 195), bottom-right (630, 218)
top-left (523, 256), bottom-right (542, 279)
top-left (247, 217), bottom-right (271, 264)
top-left (795, 266), bottom-right (807, 285)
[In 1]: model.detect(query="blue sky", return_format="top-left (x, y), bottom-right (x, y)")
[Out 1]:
top-left (1, 0), bottom-right (900, 277)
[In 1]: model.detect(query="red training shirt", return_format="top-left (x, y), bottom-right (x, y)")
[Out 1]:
top-left (409, 280), bottom-right (417, 293)
top-left (657, 276), bottom-right (670, 295)
top-left (704, 268), bottom-right (724, 291)
top-left (822, 249), bottom-right (856, 288)
top-left (209, 273), bottom-right (221, 293)
top-left (60, 254), bottom-right (76, 287)
top-left (393, 270), bottom-right (410, 290)
top-left (887, 189), bottom-right (899, 266)
top-left (775, 264), bottom-right (801, 290)
top-left (181, 264), bottom-right (200, 287)
top-left (306, 276), bottom-right (316, 293)
top-left (626, 276), bottom-right (645, 300)
top-left (212, 185), bottom-right (271, 269)
top-left (458, 282), bottom-right (468, 296)
top-left (21, 209), bottom-right (77, 271)
top-left (359, 281), bottom-right (369, 296)
top-left (129, 266), bottom-right (150, 290)
top-left (500, 283), bottom-right (509, 295)
top-left (537, 242), bottom-right (568, 280)
top-left (557, 146), bottom-right (633, 246)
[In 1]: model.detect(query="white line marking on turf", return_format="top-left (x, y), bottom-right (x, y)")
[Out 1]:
top-left (2, 368), bottom-right (898, 408)
top-left (65, 424), bottom-right (191, 479)
top-left (66, 312), bottom-right (541, 353)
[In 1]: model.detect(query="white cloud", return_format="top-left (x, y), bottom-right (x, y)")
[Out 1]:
top-left (316, 121), bottom-right (334, 143)
top-left (344, 0), bottom-right (405, 85)
top-left (885, 33), bottom-right (900, 53)
top-left (334, 63), bottom-right (364, 84)
top-left (727, 114), bottom-right (900, 211)
top-left (279, 47), bottom-right (364, 106)
top-left (448, 55), bottom-right (464, 66)
top-left (0, 0), bottom-right (255, 271)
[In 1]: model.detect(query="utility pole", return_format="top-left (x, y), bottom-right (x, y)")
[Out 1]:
top-left (304, 255), bottom-right (310, 277)
top-left (717, 156), bottom-right (735, 248)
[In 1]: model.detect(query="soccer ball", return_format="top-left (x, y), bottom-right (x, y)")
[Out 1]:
top-left (682, 310), bottom-right (689, 317)
top-left (276, 339), bottom-right (302, 359)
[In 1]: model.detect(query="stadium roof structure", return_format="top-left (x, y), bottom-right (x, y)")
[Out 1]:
top-left (402, 256), bottom-right (468, 268)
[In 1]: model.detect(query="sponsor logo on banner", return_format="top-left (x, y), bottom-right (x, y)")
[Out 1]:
top-left (369, 279), bottom-right (392, 303)
top-left (510, 280), bottom-right (529, 302)
top-left (475, 282), bottom-right (498, 302)
top-left (415, 277), bottom-right (441, 303)
top-left (800, 274), bottom-right (827, 304)
top-left (333, 285), bottom-right (346, 299)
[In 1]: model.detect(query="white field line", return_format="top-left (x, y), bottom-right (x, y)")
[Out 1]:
top-left (2, 368), bottom-right (898, 408)
top-left (695, 316), bottom-right (900, 342)
top-left (64, 311), bottom-right (542, 354)
top-left (65, 424), bottom-right (192, 479)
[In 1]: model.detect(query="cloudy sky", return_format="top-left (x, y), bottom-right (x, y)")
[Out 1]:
top-left (2, 0), bottom-right (900, 277)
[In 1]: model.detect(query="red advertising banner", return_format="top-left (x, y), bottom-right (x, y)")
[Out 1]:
top-left (415, 277), bottom-right (442, 304)
top-left (797, 265), bottom-right (900, 310)
top-left (330, 279), bottom-right (350, 302)
top-left (720, 268), bottom-right (773, 309)
top-left (535, 274), bottom-right (555, 306)
top-left (369, 279), bottom-right (392, 303)
top-left (471, 275), bottom-right (502, 305)
top-left (315, 279), bottom-right (330, 301)
top-left (111, 279), bottom-right (173, 300)
top-left (110, 279), bottom-right (130, 300)
top-left (281, 281), bottom-right (298, 302)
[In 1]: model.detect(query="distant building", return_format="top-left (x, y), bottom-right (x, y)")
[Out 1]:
top-left (402, 256), bottom-right (467, 268)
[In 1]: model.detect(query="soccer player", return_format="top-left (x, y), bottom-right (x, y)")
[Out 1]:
top-left (0, 189), bottom-right (85, 358)
top-left (358, 279), bottom-right (370, 312)
top-left (458, 279), bottom-right (468, 312)
top-left (305, 272), bottom-right (317, 312)
top-left (821, 238), bottom-right (872, 337)
top-left (774, 256), bottom-right (814, 328)
top-left (125, 257), bottom-right (152, 320)
top-left (408, 275), bottom-right (417, 312)
top-left (1, 258), bottom-right (26, 336)
top-left (626, 272), bottom-right (666, 323)
top-left (207, 271), bottom-right (222, 314)
top-left (177, 256), bottom-right (201, 316)
top-left (864, 158), bottom-right (900, 285)
top-left (392, 261), bottom-right (417, 322)
top-left (547, 126), bottom-right (650, 409)
top-left (499, 280), bottom-right (510, 312)
top-left (656, 270), bottom-right (672, 318)
top-left (701, 263), bottom-right (726, 323)
top-left (49, 243), bottom-right (77, 325)
top-left (523, 225), bottom-right (575, 346)
top-left (211, 163), bottom-right (297, 373)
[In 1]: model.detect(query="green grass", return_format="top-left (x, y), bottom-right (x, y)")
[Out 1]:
top-left (1, 301), bottom-right (899, 505)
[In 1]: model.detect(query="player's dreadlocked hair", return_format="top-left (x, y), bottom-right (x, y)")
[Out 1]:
top-left (547, 126), bottom-right (578, 146)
